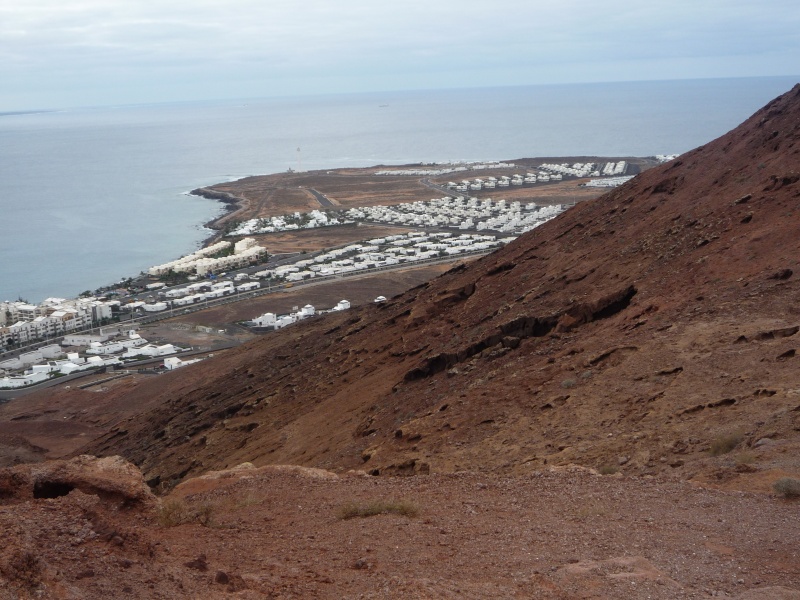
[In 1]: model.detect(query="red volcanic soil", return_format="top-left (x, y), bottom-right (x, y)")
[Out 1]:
top-left (2, 458), bottom-right (798, 599)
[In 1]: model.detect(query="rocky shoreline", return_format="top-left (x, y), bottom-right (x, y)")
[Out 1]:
top-left (188, 157), bottom-right (652, 249)
top-left (190, 186), bottom-right (248, 245)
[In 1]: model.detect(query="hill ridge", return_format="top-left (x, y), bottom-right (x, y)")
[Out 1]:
top-left (81, 84), bottom-right (800, 490)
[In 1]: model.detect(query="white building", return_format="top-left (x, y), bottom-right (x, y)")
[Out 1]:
top-left (252, 312), bottom-right (276, 328)
top-left (0, 371), bottom-right (50, 389)
top-left (148, 238), bottom-right (265, 277)
top-left (333, 300), bottom-right (351, 311)
top-left (62, 332), bottom-right (111, 347)
top-left (122, 343), bottom-right (178, 359)
top-left (164, 356), bottom-right (203, 370)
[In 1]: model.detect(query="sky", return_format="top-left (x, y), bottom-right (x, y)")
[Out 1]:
top-left (1, 0), bottom-right (799, 111)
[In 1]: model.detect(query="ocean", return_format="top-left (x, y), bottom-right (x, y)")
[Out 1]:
top-left (0, 76), bottom-right (796, 303)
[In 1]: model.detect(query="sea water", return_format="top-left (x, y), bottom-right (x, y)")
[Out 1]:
top-left (0, 76), bottom-right (796, 302)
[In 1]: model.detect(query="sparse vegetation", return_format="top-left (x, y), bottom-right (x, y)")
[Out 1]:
top-left (598, 464), bottom-right (619, 475)
top-left (571, 501), bottom-right (609, 522)
top-left (156, 498), bottom-right (216, 527)
top-left (773, 477), bottom-right (800, 499)
top-left (336, 499), bottom-right (419, 520)
top-left (156, 498), bottom-right (188, 526)
top-left (709, 432), bottom-right (743, 456)
top-left (735, 452), bottom-right (756, 466)
top-left (231, 491), bottom-right (264, 510)
top-left (560, 378), bottom-right (577, 389)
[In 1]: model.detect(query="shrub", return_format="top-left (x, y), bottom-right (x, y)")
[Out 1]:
top-left (572, 501), bottom-right (609, 521)
top-left (709, 432), bottom-right (743, 456)
top-left (336, 499), bottom-right (419, 520)
top-left (156, 498), bottom-right (216, 527)
top-left (193, 501), bottom-right (216, 527)
top-left (560, 378), bottom-right (577, 389)
top-left (598, 464), bottom-right (619, 475)
top-left (773, 477), bottom-right (800, 499)
top-left (156, 498), bottom-right (189, 527)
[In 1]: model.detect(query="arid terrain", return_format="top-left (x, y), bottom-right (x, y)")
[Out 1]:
top-left (0, 264), bottom-right (457, 465)
top-left (2, 88), bottom-right (800, 599)
top-left (1, 457), bottom-right (798, 599)
top-left (194, 156), bottom-right (649, 229)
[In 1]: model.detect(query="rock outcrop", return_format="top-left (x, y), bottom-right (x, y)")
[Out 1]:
top-left (0, 455), bottom-right (156, 507)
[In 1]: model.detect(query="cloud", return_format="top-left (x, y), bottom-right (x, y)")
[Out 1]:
top-left (0, 0), bottom-right (798, 109)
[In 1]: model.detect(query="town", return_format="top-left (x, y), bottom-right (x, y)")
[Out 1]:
top-left (0, 328), bottom-right (201, 390)
top-left (1, 158), bottom-right (648, 388)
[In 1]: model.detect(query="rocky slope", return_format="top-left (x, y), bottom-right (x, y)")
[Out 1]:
top-left (2, 458), bottom-right (799, 599)
top-left (78, 85), bottom-right (800, 492)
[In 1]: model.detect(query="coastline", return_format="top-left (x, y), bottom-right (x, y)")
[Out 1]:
top-left (190, 187), bottom-right (249, 246)
top-left (4, 77), bottom-right (796, 305)
top-left (99, 156), bottom-right (645, 296)
top-left (188, 155), bottom-right (654, 250)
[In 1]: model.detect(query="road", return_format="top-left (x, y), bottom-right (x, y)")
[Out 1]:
top-left (308, 188), bottom-right (335, 208)
top-left (0, 249), bottom-right (493, 367)
top-left (131, 248), bottom-right (495, 326)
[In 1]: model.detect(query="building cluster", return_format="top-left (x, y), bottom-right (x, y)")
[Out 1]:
top-left (374, 161), bottom-right (516, 176)
top-left (344, 197), bottom-right (565, 234)
top-left (446, 172), bottom-right (558, 192)
top-left (539, 161), bottom-right (627, 178)
top-left (224, 194), bottom-right (554, 238)
top-left (124, 279), bottom-right (261, 313)
top-left (222, 161), bottom-right (634, 240)
top-left (0, 329), bottom-right (191, 389)
top-left (0, 345), bottom-right (120, 389)
top-left (254, 232), bottom-right (504, 283)
top-left (148, 238), bottom-right (266, 277)
top-left (599, 161), bottom-right (629, 176)
top-left (585, 175), bottom-right (635, 188)
top-left (250, 299), bottom-right (352, 331)
top-left (0, 297), bottom-right (116, 351)
top-left (226, 210), bottom-right (344, 237)
top-left (252, 303), bottom-right (317, 330)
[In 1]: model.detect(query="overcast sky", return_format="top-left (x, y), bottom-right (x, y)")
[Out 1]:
top-left (1, 0), bottom-right (798, 111)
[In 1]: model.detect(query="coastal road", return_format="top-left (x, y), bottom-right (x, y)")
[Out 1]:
top-left (126, 249), bottom-right (497, 326)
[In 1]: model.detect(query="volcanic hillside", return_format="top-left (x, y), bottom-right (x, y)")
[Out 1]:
top-left (83, 85), bottom-right (800, 490)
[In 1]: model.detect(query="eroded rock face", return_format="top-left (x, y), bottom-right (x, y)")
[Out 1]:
top-left (0, 455), bottom-right (155, 507)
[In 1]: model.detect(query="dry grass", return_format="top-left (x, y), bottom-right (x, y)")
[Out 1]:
top-left (773, 477), bottom-right (800, 499)
top-left (571, 501), bottom-right (609, 522)
top-left (598, 464), bottom-right (619, 475)
top-left (156, 498), bottom-right (216, 527)
top-left (709, 432), bottom-right (743, 456)
top-left (336, 499), bottom-right (420, 520)
top-left (231, 490), bottom-right (264, 510)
